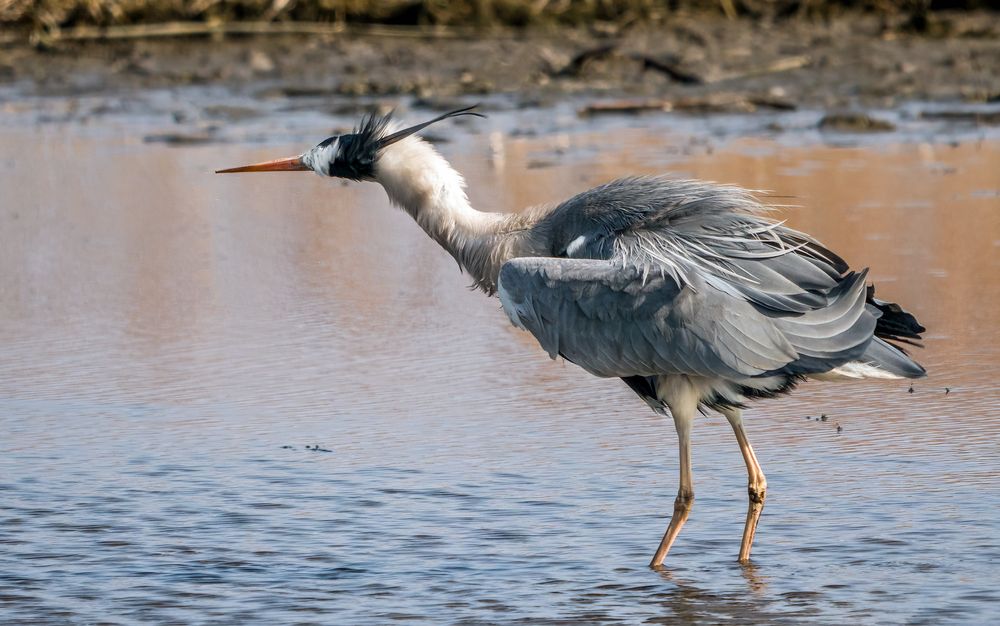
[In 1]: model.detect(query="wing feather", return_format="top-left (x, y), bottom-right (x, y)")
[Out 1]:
top-left (502, 176), bottom-right (888, 382)
top-left (499, 256), bottom-right (878, 381)
top-left (499, 258), bottom-right (801, 380)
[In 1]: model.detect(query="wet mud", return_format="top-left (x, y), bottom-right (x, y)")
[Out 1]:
top-left (3, 12), bottom-right (999, 114)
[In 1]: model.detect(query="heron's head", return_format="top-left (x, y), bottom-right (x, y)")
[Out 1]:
top-left (216, 106), bottom-right (483, 181)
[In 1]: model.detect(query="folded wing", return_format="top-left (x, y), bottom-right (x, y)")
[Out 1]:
top-left (498, 256), bottom-right (877, 381)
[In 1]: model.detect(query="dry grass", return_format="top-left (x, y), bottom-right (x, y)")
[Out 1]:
top-left (0, 0), bottom-right (985, 31)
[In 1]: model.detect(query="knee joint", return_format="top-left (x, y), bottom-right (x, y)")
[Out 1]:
top-left (747, 480), bottom-right (767, 504)
top-left (675, 489), bottom-right (695, 507)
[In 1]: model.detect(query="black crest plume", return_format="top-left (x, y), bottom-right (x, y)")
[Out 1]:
top-left (374, 105), bottom-right (484, 149)
top-left (333, 105), bottom-right (484, 180)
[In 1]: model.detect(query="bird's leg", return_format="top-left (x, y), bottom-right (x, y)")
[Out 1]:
top-left (649, 403), bottom-right (694, 568)
top-left (721, 407), bottom-right (767, 564)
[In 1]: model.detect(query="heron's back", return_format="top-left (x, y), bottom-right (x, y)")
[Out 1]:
top-left (501, 176), bottom-right (926, 410)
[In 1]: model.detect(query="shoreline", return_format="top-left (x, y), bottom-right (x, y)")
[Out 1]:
top-left (3, 13), bottom-right (997, 108)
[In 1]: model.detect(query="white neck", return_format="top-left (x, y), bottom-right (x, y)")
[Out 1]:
top-left (374, 136), bottom-right (511, 292)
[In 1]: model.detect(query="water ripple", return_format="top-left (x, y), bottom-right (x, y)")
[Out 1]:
top-left (1, 124), bottom-right (999, 625)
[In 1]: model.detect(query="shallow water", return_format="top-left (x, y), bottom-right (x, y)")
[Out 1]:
top-left (1, 103), bottom-right (999, 624)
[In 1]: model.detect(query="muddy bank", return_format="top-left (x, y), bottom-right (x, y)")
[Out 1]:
top-left (3, 0), bottom-right (991, 32)
top-left (2, 13), bottom-right (998, 113)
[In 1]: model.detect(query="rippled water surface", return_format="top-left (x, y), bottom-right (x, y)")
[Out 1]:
top-left (2, 102), bottom-right (999, 624)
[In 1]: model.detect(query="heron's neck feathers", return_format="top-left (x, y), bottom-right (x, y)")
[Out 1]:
top-left (374, 136), bottom-right (519, 294)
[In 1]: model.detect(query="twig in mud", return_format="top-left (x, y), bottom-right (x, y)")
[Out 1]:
top-left (578, 93), bottom-right (797, 117)
top-left (748, 95), bottom-right (797, 111)
top-left (630, 54), bottom-right (703, 84)
top-left (673, 93), bottom-right (795, 113)
top-left (819, 112), bottom-right (895, 132)
top-left (920, 110), bottom-right (1000, 125)
top-left (578, 99), bottom-right (673, 116)
top-left (713, 55), bottom-right (811, 83)
top-left (672, 94), bottom-right (755, 113)
top-left (12, 20), bottom-right (479, 46)
top-left (555, 43), bottom-right (619, 77)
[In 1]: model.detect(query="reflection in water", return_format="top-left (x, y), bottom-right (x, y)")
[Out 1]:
top-left (740, 562), bottom-right (769, 596)
top-left (0, 120), bottom-right (998, 624)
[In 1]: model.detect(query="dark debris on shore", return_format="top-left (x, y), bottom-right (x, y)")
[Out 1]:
top-left (2, 11), bottom-right (998, 113)
top-left (3, 1), bottom-right (995, 35)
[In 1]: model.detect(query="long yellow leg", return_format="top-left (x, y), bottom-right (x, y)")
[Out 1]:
top-left (722, 407), bottom-right (767, 564)
top-left (649, 400), bottom-right (695, 568)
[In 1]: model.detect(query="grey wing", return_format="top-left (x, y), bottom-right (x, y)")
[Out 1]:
top-left (497, 256), bottom-right (876, 381)
top-left (499, 257), bottom-right (799, 380)
top-left (557, 178), bottom-right (881, 372)
top-left (512, 177), bottom-right (882, 380)
top-left (691, 238), bottom-right (879, 375)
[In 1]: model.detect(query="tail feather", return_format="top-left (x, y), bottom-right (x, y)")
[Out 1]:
top-left (866, 285), bottom-right (926, 349)
top-left (860, 337), bottom-right (926, 378)
top-left (861, 285), bottom-right (927, 378)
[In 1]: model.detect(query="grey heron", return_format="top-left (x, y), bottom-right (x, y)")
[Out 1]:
top-left (217, 106), bottom-right (926, 566)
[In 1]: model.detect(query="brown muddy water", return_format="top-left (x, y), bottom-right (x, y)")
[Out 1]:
top-left (1, 94), bottom-right (999, 624)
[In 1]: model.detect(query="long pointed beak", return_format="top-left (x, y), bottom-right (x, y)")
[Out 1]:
top-left (215, 155), bottom-right (310, 174)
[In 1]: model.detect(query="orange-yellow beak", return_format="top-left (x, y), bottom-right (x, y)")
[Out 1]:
top-left (215, 155), bottom-right (310, 174)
